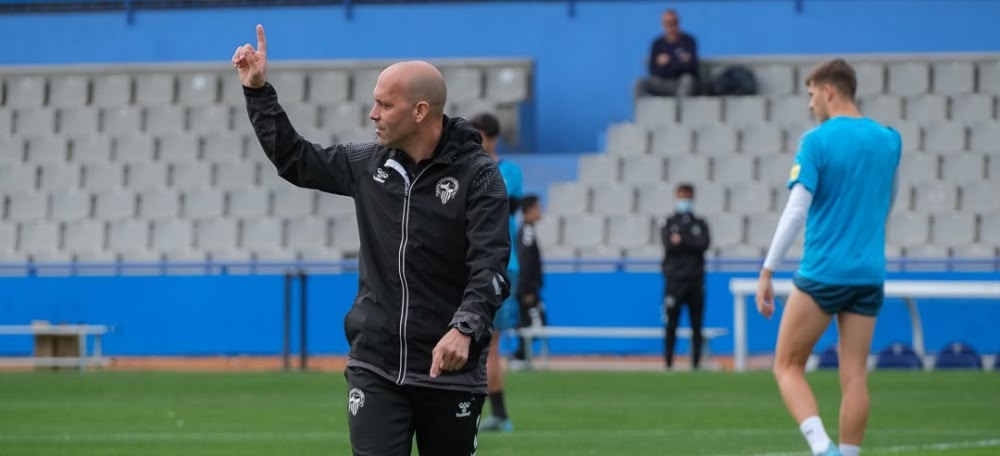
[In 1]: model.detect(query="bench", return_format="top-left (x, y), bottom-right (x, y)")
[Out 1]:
top-left (0, 324), bottom-right (111, 371)
top-left (508, 326), bottom-right (729, 370)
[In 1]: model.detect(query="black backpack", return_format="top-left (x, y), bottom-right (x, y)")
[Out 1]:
top-left (710, 65), bottom-right (758, 96)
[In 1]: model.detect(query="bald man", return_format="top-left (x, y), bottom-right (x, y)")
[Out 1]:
top-left (234, 25), bottom-right (511, 456)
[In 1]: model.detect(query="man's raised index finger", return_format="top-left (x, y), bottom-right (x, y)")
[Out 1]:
top-left (256, 24), bottom-right (266, 53)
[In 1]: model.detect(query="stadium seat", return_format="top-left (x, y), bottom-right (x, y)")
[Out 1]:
top-left (860, 95), bottom-right (903, 124)
top-left (817, 345), bottom-right (838, 369)
top-left (715, 244), bottom-right (762, 259)
top-left (176, 72), bottom-right (219, 107)
top-left (923, 122), bottom-right (967, 151)
top-left (561, 214), bottom-right (605, 248)
top-left (887, 62), bottom-right (930, 96)
top-left (17, 221), bottom-right (61, 258)
top-left (913, 181), bottom-right (957, 212)
top-left (769, 96), bottom-right (810, 125)
top-left (159, 135), bottom-right (200, 165)
top-left (757, 154), bottom-right (794, 186)
top-left (960, 181), bottom-right (1000, 212)
top-left (101, 106), bottom-right (143, 135)
top-left (666, 155), bottom-right (710, 182)
top-left (62, 220), bottom-right (105, 259)
top-left (887, 212), bottom-right (930, 246)
top-left (485, 66), bottom-right (529, 104)
top-left (745, 213), bottom-right (778, 246)
top-left (268, 71), bottom-right (308, 103)
top-left (933, 341), bottom-right (982, 369)
top-left (308, 70), bottom-right (350, 104)
top-left (895, 123), bottom-right (921, 152)
top-left (679, 97), bottom-right (722, 125)
top-left (272, 189), bottom-right (315, 218)
top-left (978, 60), bottom-right (1000, 95)
top-left (621, 156), bottom-right (665, 185)
top-left (589, 183), bottom-right (634, 216)
top-left (990, 156), bottom-right (1000, 180)
top-left (547, 183), bottom-right (589, 215)
top-left (151, 219), bottom-right (193, 253)
top-left (442, 67), bottom-right (482, 103)
top-left (694, 124), bottom-right (738, 156)
top-left (114, 134), bottom-right (156, 164)
top-left (57, 107), bottom-right (99, 137)
top-left (533, 216), bottom-right (560, 247)
top-left (723, 96), bottom-right (767, 127)
top-left (203, 133), bottom-right (245, 162)
top-left (941, 153), bottom-right (985, 182)
top-left (69, 136), bottom-right (111, 165)
top-left (138, 190), bottom-right (181, 221)
top-left (215, 160), bottom-right (257, 191)
top-left (751, 63), bottom-right (795, 95)
top-left (606, 123), bottom-right (649, 156)
top-left (904, 95), bottom-right (948, 123)
top-left (4, 75), bottom-right (46, 108)
top-left (49, 190), bottom-right (92, 222)
top-left (969, 122), bottom-right (1000, 153)
top-left (94, 190), bottom-right (135, 221)
top-left (195, 218), bottom-right (238, 252)
top-left (241, 217), bottom-right (284, 251)
top-left (979, 214), bottom-right (1000, 245)
top-left (635, 183), bottom-right (673, 216)
top-left (650, 126), bottom-right (692, 156)
top-left (951, 94), bottom-right (995, 123)
top-left (897, 152), bottom-right (938, 185)
top-left (7, 191), bottom-right (48, 222)
top-left (287, 217), bottom-right (330, 251)
top-left (91, 74), bottom-right (132, 107)
top-left (932, 61), bottom-right (975, 95)
top-left (126, 162), bottom-right (168, 192)
top-left (0, 163), bottom-right (35, 192)
top-left (188, 106), bottom-right (231, 134)
top-left (740, 125), bottom-right (784, 157)
top-left (634, 97), bottom-right (677, 127)
top-left (0, 108), bottom-right (11, 136)
top-left (875, 342), bottom-right (923, 370)
top-left (607, 215), bottom-right (654, 248)
top-left (107, 219), bottom-right (150, 258)
top-left (0, 223), bottom-right (17, 260)
top-left (181, 189), bottom-right (224, 220)
top-left (25, 136), bottom-right (68, 165)
top-left (577, 154), bottom-right (620, 184)
top-left (713, 155), bottom-right (755, 182)
top-left (16, 108), bottom-right (57, 137)
top-left (728, 182), bottom-right (772, 214)
top-left (134, 74), bottom-right (175, 106)
top-left (170, 162), bottom-right (212, 191)
top-left (852, 61), bottom-right (886, 97)
top-left (316, 194), bottom-right (356, 217)
top-left (144, 106), bottom-right (186, 135)
top-left (227, 188), bottom-right (270, 218)
top-left (38, 163), bottom-right (80, 192)
top-left (704, 213), bottom-right (744, 246)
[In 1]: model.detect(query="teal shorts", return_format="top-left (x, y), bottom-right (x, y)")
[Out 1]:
top-left (793, 274), bottom-right (884, 316)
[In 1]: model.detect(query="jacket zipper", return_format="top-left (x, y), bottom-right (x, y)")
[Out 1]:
top-left (386, 159), bottom-right (429, 385)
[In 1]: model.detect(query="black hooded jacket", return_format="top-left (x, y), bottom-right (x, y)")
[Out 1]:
top-left (245, 83), bottom-right (511, 393)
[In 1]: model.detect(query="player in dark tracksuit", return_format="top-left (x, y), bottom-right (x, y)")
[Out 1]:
top-left (661, 183), bottom-right (711, 369)
top-left (513, 195), bottom-right (546, 360)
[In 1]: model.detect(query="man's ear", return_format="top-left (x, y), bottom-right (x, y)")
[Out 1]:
top-left (414, 101), bottom-right (430, 123)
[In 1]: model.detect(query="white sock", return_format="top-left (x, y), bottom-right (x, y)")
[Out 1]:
top-left (799, 416), bottom-right (832, 454)
top-left (840, 443), bottom-right (861, 456)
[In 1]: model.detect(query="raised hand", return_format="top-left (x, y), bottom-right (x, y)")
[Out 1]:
top-left (232, 24), bottom-right (267, 89)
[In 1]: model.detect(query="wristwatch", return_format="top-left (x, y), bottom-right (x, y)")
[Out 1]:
top-left (451, 321), bottom-right (475, 337)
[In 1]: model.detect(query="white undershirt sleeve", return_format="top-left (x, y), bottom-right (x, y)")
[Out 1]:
top-left (762, 183), bottom-right (813, 271)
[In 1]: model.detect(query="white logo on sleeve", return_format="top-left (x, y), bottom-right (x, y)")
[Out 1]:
top-left (373, 168), bottom-right (389, 184)
top-left (456, 401), bottom-right (472, 418)
top-left (348, 388), bottom-right (366, 416)
top-left (435, 177), bottom-right (460, 204)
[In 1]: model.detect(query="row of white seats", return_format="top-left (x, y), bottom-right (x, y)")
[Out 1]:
top-left (1, 188), bottom-right (354, 222)
top-left (535, 212), bottom-right (1000, 251)
top-left (701, 59), bottom-right (1000, 97)
top-left (607, 120), bottom-right (1000, 156)
top-left (0, 66), bottom-right (530, 109)
top-left (546, 181), bottom-right (1000, 216)
top-left (577, 153), bottom-right (1000, 187)
top-left (635, 93), bottom-right (999, 127)
top-left (0, 216), bottom-right (359, 262)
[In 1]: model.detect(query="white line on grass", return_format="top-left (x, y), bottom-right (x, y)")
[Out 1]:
top-left (745, 438), bottom-right (1000, 456)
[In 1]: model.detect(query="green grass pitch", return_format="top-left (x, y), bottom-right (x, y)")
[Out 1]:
top-left (1, 370), bottom-right (997, 455)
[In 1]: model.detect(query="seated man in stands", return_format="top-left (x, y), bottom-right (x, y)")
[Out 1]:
top-left (635, 9), bottom-right (699, 99)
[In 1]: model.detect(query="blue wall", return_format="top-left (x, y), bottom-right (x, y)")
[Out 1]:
top-left (2, 270), bottom-right (998, 358)
top-left (4, 1), bottom-right (1000, 153)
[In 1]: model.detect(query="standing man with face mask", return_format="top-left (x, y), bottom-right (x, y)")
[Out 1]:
top-left (660, 183), bottom-right (711, 370)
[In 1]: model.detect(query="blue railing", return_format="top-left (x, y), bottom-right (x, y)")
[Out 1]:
top-left (1, 257), bottom-right (996, 276)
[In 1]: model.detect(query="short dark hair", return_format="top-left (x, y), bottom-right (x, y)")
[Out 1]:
top-left (521, 194), bottom-right (540, 212)
top-left (805, 59), bottom-right (857, 99)
top-left (470, 112), bottom-right (500, 139)
top-left (676, 183), bottom-right (695, 195)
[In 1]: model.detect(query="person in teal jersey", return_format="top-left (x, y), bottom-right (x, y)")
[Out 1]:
top-left (755, 59), bottom-right (901, 456)
top-left (470, 113), bottom-right (522, 432)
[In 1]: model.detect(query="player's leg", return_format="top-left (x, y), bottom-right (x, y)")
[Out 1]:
top-left (688, 281), bottom-right (706, 369)
top-left (412, 387), bottom-right (485, 455)
top-left (344, 366), bottom-right (414, 456)
top-left (836, 308), bottom-right (877, 453)
top-left (481, 333), bottom-right (511, 431)
top-left (663, 283), bottom-right (683, 369)
top-left (774, 286), bottom-right (837, 455)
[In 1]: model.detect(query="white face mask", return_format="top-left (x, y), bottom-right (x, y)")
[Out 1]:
top-left (676, 199), bottom-right (693, 214)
